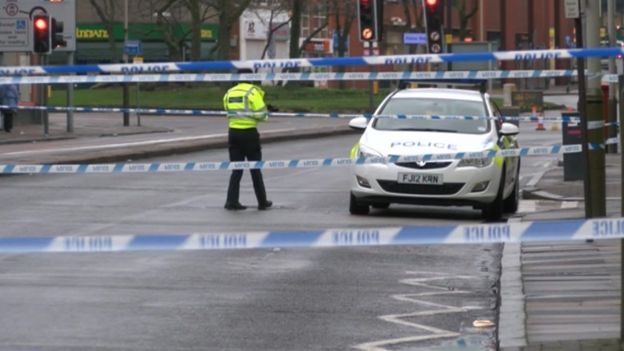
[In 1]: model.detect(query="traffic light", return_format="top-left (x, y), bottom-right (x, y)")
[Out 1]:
top-left (51, 18), bottom-right (66, 49)
top-left (33, 15), bottom-right (51, 54)
top-left (358, 0), bottom-right (379, 42)
top-left (423, 0), bottom-right (444, 53)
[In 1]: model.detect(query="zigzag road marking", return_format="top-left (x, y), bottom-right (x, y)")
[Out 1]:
top-left (353, 271), bottom-right (486, 351)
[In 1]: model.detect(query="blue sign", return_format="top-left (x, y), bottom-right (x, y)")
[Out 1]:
top-left (332, 31), bottom-right (349, 51)
top-left (124, 40), bottom-right (143, 56)
top-left (404, 32), bottom-right (427, 45)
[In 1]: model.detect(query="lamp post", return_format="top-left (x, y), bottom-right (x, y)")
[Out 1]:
top-left (122, 0), bottom-right (129, 126)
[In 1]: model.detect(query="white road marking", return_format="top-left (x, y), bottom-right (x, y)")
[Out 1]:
top-left (518, 200), bottom-right (538, 213)
top-left (0, 128), bottom-right (296, 157)
top-left (525, 159), bottom-right (556, 187)
top-left (0, 134), bottom-right (227, 156)
top-left (353, 271), bottom-right (485, 351)
top-left (561, 201), bottom-right (579, 209)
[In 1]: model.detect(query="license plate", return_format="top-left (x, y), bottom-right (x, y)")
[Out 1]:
top-left (397, 173), bottom-right (443, 185)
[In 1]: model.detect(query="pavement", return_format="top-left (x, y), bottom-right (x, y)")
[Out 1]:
top-left (1, 109), bottom-right (624, 350)
top-left (0, 112), bottom-right (352, 164)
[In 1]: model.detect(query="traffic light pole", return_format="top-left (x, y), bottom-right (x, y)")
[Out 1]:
top-left (575, 18), bottom-right (592, 219)
top-left (619, 73), bottom-right (624, 342)
top-left (365, 41), bottom-right (374, 112)
top-left (585, 0), bottom-right (606, 218)
top-left (66, 52), bottom-right (74, 133)
top-left (40, 54), bottom-right (49, 136)
top-left (123, 0), bottom-right (130, 127)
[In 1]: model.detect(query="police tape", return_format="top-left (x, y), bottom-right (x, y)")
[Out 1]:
top-left (0, 104), bottom-right (585, 121)
top-left (0, 47), bottom-right (621, 76)
top-left (1, 104), bottom-right (615, 128)
top-left (1, 217), bottom-right (623, 253)
top-left (0, 70), bottom-right (618, 85)
top-left (0, 140), bottom-right (617, 174)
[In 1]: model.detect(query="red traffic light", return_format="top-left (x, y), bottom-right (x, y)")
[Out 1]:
top-left (425, 0), bottom-right (438, 6)
top-left (34, 18), bottom-right (48, 31)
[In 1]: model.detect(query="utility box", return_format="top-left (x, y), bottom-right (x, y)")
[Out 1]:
top-left (561, 112), bottom-right (585, 181)
top-left (499, 106), bottom-right (520, 127)
top-left (511, 91), bottom-right (544, 112)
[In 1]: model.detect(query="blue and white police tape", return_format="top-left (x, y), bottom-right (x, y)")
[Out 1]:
top-left (1, 47), bottom-right (622, 76)
top-left (1, 217), bottom-right (624, 253)
top-left (0, 70), bottom-right (618, 85)
top-left (0, 104), bottom-right (359, 119)
top-left (0, 140), bottom-right (618, 174)
top-left (1, 104), bottom-right (614, 128)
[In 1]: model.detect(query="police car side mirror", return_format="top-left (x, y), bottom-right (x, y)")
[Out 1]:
top-left (349, 116), bottom-right (369, 131)
top-left (500, 122), bottom-right (520, 136)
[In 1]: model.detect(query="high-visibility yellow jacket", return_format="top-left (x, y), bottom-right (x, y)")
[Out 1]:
top-left (223, 83), bottom-right (268, 129)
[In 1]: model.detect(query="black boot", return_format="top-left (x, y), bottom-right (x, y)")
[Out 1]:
top-left (224, 203), bottom-right (247, 210)
top-left (258, 200), bottom-right (272, 210)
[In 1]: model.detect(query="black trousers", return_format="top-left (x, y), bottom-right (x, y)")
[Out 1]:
top-left (1, 110), bottom-right (13, 132)
top-left (226, 128), bottom-right (268, 205)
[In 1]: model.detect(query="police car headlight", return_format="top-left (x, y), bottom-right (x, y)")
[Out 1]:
top-left (458, 157), bottom-right (493, 168)
top-left (358, 145), bottom-right (383, 159)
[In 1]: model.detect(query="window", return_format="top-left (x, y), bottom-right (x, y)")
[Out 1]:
top-left (301, 11), bottom-right (309, 38)
top-left (301, 2), bottom-right (328, 39)
top-left (376, 98), bottom-right (489, 134)
top-left (313, 3), bottom-right (328, 38)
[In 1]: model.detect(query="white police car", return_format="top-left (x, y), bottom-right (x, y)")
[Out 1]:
top-left (348, 88), bottom-right (520, 220)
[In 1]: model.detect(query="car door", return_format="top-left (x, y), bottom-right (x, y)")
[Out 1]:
top-left (491, 100), bottom-right (519, 194)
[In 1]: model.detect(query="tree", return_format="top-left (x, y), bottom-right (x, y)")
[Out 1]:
top-left (330, 0), bottom-right (355, 59)
top-left (142, 0), bottom-right (187, 61)
top-left (288, 0), bottom-right (329, 58)
top-left (454, 0), bottom-right (478, 41)
top-left (142, 0), bottom-right (217, 61)
top-left (207, 0), bottom-right (253, 60)
top-left (246, 0), bottom-right (292, 59)
top-left (88, 0), bottom-right (121, 62)
top-left (288, 0), bottom-right (303, 58)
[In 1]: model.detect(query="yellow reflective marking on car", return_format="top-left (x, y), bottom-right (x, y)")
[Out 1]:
top-left (350, 143), bottom-right (359, 159)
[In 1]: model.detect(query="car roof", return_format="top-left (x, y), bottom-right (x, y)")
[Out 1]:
top-left (391, 88), bottom-right (485, 102)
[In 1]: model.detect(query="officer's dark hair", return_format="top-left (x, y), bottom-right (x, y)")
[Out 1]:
top-left (236, 68), bottom-right (259, 85)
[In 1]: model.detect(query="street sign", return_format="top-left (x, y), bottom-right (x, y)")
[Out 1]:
top-left (403, 32), bottom-right (427, 45)
top-left (0, 0), bottom-right (76, 52)
top-left (0, 18), bottom-right (28, 51)
top-left (124, 40), bottom-right (143, 56)
top-left (564, 0), bottom-right (580, 19)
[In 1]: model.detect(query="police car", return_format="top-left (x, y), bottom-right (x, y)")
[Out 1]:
top-left (348, 87), bottom-right (520, 220)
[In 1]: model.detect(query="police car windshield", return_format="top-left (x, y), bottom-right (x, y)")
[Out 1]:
top-left (375, 97), bottom-right (489, 134)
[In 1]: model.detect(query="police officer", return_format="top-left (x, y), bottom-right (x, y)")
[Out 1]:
top-left (223, 74), bottom-right (272, 211)
top-left (0, 84), bottom-right (18, 133)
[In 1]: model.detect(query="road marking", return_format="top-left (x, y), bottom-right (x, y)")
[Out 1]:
top-left (353, 271), bottom-right (485, 351)
top-left (561, 201), bottom-right (579, 209)
top-left (518, 200), bottom-right (538, 213)
top-left (0, 134), bottom-right (227, 156)
top-left (525, 159), bottom-right (556, 187)
top-left (0, 128), bottom-right (296, 157)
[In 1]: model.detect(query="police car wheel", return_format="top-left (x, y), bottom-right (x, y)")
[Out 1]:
top-left (349, 193), bottom-right (370, 215)
top-left (503, 172), bottom-right (520, 214)
top-left (372, 203), bottom-right (390, 210)
top-left (482, 169), bottom-right (505, 221)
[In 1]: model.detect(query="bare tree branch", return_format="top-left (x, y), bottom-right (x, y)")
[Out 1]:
top-left (89, 0), bottom-right (120, 62)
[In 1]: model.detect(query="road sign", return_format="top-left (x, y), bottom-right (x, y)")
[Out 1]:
top-left (0, 0), bottom-right (76, 52)
top-left (124, 40), bottom-right (143, 56)
top-left (564, 0), bottom-right (580, 19)
top-left (403, 32), bottom-right (427, 45)
top-left (0, 18), bottom-right (29, 51)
